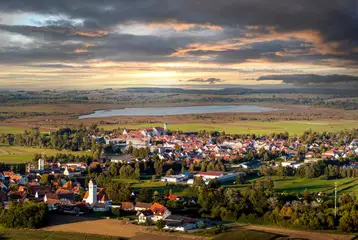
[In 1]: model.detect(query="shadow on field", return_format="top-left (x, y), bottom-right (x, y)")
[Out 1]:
top-left (46, 213), bottom-right (100, 227)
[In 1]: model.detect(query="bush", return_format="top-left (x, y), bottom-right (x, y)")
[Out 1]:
top-left (111, 207), bottom-right (121, 217)
top-left (156, 219), bottom-right (166, 229)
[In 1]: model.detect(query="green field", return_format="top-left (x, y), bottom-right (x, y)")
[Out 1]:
top-left (0, 228), bottom-right (122, 240)
top-left (0, 146), bottom-right (91, 164)
top-left (0, 126), bottom-right (53, 134)
top-left (100, 120), bottom-right (357, 135)
top-left (115, 176), bottom-right (358, 197)
top-left (0, 126), bottom-right (30, 134)
top-left (226, 176), bottom-right (358, 196)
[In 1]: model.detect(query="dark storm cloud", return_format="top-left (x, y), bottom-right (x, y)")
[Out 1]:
top-left (0, 0), bottom-right (357, 73)
top-left (183, 78), bottom-right (224, 84)
top-left (0, 0), bottom-right (357, 48)
top-left (258, 74), bottom-right (358, 84)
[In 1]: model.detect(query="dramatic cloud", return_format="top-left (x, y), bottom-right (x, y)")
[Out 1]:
top-left (258, 74), bottom-right (358, 85)
top-left (0, 0), bottom-right (357, 89)
top-left (183, 78), bottom-right (224, 84)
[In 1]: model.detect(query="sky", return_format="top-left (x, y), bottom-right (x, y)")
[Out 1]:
top-left (0, 0), bottom-right (357, 90)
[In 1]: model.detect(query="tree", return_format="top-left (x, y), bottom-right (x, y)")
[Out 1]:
top-left (105, 182), bottom-right (131, 203)
top-left (108, 163), bottom-right (119, 176)
top-left (111, 207), bottom-right (121, 217)
top-left (39, 174), bottom-right (49, 185)
top-left (236, 174), bottom-right (246, 184)
top-left (193, 176), bottom-right (206, 189)
top-left (137, 188), bottom-right (153, 203)
top-left (165, 168), bottom-right (174, 176)
top-left (156, 219), bottom-right (166, 229)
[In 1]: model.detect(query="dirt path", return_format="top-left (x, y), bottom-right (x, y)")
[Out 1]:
top-left (244, 225), bottom-right (356, 240)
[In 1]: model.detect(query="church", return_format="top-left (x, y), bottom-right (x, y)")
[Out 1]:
top-left (83, 180), bottom-right (111, 212)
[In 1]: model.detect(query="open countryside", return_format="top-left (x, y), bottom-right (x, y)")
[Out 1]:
top-left (100, 120), bottom-right (357, 135)
top-left (1, 0), bottom-right (358, 238)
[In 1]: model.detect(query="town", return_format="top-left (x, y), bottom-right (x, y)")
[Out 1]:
top-left (0, 124), bottom-right (357, 234)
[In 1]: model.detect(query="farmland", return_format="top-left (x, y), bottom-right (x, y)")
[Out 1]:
top-left (0, 228), bottom-right (123, 240)
top-left (0, 145), bottom-right (91, 164)
top-left (99, 120), bottom-right (357, 135)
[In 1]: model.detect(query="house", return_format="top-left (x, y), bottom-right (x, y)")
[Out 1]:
top-left (137, 210), bottom-right (153, 224)
top-left (93, 203), bottom-right (110, 212)
top-left (150, 203), bottom-right (171, 222)
top-left (239, 160), bottom-right (262, 169)
top-left (161, 173), bottom-right (189, 183)
top-left (121, 202), bottom-right (135, 211)
top-left (62, 203), bottom-right (89, 215)
top-left (281, 161), bottom-right (297, 167)
top-left (135, 202), bottom-right (152, 211)
top-left (163, 215), bottom-right (203, 232)
top-left (28, 186), bottom-right (51, 199)
top-left (195, 171), bottom-right (224, 180)
top-left (44, 194), bottom-right (61, 211)
top-left (165, 194), bottom-right (180, 201)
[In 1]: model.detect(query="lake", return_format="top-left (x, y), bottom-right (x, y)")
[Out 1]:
top-left (79, 105), bottom-right (278, 119)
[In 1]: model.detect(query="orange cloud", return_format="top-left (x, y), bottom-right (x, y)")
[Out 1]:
top-left (148, 20), bottom-right (223, 31)
top-left (73, 43), bottom-right (96, 53)
top-left (172, 26), bottom-right (344, 58)
top-left (72, 29), bottom-right (109, 37)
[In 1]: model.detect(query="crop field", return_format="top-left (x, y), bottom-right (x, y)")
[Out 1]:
top-left (100, 120), bottom-right (357, 135)
top-left (0, 145), bottom-right (91, 163)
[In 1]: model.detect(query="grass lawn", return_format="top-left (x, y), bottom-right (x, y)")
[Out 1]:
top-left (0, 146), bottom-right (91, 164)
top-left (100, 120), bottom-right (358, 135)
top-left (0, 228), bottom-right (122, 240)
top-left (214, 227), bottom-right (280, 240)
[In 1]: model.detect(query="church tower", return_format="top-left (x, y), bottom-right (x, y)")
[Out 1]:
top-left (38, 159), bottom-right (45, 171)
top-left (87, 180), bottom-right (97, 205)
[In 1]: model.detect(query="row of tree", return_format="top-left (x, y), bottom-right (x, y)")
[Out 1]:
top-left (193, 177), bottom-right (358, 232)
top-left (0, 202), bottom-right (48, 229)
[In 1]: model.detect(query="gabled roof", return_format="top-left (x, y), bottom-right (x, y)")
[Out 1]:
top-left (121, 202), bottom-right (134, 209)
top-left (151, 203), bottom-right (167, 216)
top-left (135, 202), bottom-right (152, 209)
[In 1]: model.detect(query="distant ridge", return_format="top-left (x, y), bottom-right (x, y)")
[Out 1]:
top-left (126, 87), bottom-right (358, 96)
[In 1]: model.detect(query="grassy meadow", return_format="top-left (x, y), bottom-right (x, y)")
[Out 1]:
top-left (100, 120), bottom-right (357, 135)
top-left (0, 145), bottom-right (91, 164)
